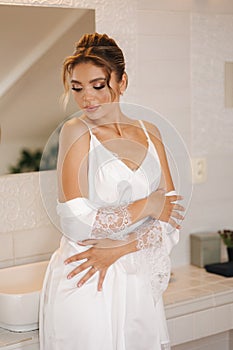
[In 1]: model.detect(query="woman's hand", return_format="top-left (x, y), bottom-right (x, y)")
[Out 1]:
top-left (64, 239), bottom-right (126, 291)
top-left (147, 189), bottom-right (185, 229)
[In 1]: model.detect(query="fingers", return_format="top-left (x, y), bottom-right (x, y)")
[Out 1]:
top-left (170, 210), bottom-right (185, 221)
top-left (166, 199), bottom-right (185, 218)
top-left (167, 195), bottom-right (183, 203)
top-left (64, 246), bottom-right (110, 291)
top-left (166, 204), bottom-right (185, 228)
top-left (77, 266), bottom-right (97, 288)
top-left (173, 203), bottom-right (185, 212)
top-left (67, 260), bottom-right (101, 288)
top-left (67, 260), bottom-right (91, 279)
top-left (168, 217), bottom-right (181, 230)
top-left (77, 267), bottom-right (108, 291)
top-left (98, 269), bottom-right (107, 292)
top-left (64, 251), bottom-right (89, 265)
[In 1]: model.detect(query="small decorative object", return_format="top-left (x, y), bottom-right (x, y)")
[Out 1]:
top-left (190, 232), bottom-right (221, 267)
top-left (218, 229), bottom-right (233, 262)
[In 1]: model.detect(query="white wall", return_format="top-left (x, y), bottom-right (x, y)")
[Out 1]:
top-left (136, 0), bottom-right (233, 267)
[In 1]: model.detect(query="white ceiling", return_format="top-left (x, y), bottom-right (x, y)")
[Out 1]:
top-left (0, 5), bottom-right (95, 142)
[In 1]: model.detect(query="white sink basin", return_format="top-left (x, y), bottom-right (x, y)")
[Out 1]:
top-left (0, 260), bottom-right (49, 332)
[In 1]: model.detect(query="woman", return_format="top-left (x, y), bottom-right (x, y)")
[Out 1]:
top-left (40, 33), bottom-right (184, 350)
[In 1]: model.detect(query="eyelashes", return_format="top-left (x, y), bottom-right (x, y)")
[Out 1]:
top-left (71, 84), bottom-right (106, 92)
top-left (71, 87), bottom-right (82, 92)
top-left (94, 84), bottom-right (106, 90)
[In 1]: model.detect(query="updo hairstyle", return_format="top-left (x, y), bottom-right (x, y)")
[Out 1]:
top-left (62, 33), bottom-right (128, 104)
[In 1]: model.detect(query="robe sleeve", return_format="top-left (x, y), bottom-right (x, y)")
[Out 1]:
top-left (56, 190), bottom-right (179, 254)
top-left (57, 191), bottom-right (180, 302)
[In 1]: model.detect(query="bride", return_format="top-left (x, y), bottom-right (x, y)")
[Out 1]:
top-left (39, 32), bottom-right (185, 350)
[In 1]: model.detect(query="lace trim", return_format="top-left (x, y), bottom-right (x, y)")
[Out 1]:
top-left (161, 343), bottom-right (171, 350)
top-left (92, 204), bottom-right (132, 239)
top-left (136, 218), bottom-right (163, 248)
top-left (134, 218), bottom-right (171, 302)
top-left (91, 207), bottom-right (171, 302)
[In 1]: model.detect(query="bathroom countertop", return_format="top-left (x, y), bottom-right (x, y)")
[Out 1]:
top-left (1, 264), bottom-right (233, 348)
top-left (0, 328), bottom-right (38, 349)
top-left (163, 264), bottom-right (233, 346)
top-left (164, 264), bottom-right (233, 319)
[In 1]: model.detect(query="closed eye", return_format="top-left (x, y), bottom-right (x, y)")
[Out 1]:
top-left (93, 84), bottom-right (106, 90)
top-left (71, 86), bottom-right (82, 92)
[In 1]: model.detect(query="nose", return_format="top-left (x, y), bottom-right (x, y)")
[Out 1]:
top-left (82, 86), bottom-right (95, 103)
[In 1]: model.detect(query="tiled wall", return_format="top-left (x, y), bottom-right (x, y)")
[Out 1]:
top-left (136, 1), bottom-right (191, 145)
top-left (0, 171), bottom-right (61, 268)
top-left (136, 0), bottom-right (233, 267)
top-left (136, 1), bottom-right (192, 267)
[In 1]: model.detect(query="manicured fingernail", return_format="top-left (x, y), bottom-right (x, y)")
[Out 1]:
top-left (67, 274), bottom-right (72, 279)
top-left (78, 282), bottom-right (83, 288)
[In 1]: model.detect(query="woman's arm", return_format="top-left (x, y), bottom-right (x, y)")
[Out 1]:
top-left (57, 118), bottom-right (183, 242)
top-left (64, 121), bottom-right (184, 291)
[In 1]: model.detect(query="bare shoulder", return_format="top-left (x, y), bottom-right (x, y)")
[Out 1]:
top-left (141, 120), bottom-right (162, 142)
top-left (60, 116), bottom-right (89, 143)
top-left (60, 117), bottom-right (88, 137)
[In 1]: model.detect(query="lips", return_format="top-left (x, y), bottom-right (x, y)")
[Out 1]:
top-left (84, 105), bottom-right (100, 113)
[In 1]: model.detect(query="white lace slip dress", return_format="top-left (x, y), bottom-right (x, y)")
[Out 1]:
top-left (39, 120), bottom-right (175, 350)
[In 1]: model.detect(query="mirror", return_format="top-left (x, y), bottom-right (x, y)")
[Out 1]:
top-left (0, 4), bottom-right (95, 175)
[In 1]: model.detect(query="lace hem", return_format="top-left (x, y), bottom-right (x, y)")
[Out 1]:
top-left (133, 218), bottom-right (171, 302)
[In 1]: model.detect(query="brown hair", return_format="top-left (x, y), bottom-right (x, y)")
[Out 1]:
top-left (62, 33), bottom-right (128, 106)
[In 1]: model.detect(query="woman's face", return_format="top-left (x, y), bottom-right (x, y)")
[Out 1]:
top-left (70, 62), bottom-right (123, 121)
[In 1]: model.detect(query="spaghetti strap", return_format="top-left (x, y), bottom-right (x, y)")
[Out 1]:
top-left (139, 120), bottom-right (150, 141)
top-left (80, 118), bottom-right (93, 135)
top-left (79, 118), bottom-right (95, 152)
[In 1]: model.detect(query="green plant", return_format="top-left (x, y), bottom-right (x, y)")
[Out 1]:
top-left (218, 229), bottom-right (233, 248)
top-left (8, 149), bottom-right (42, 173)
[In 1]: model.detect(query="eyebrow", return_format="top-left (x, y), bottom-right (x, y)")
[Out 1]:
top-left (70, 77), bottom-right (106, 84)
